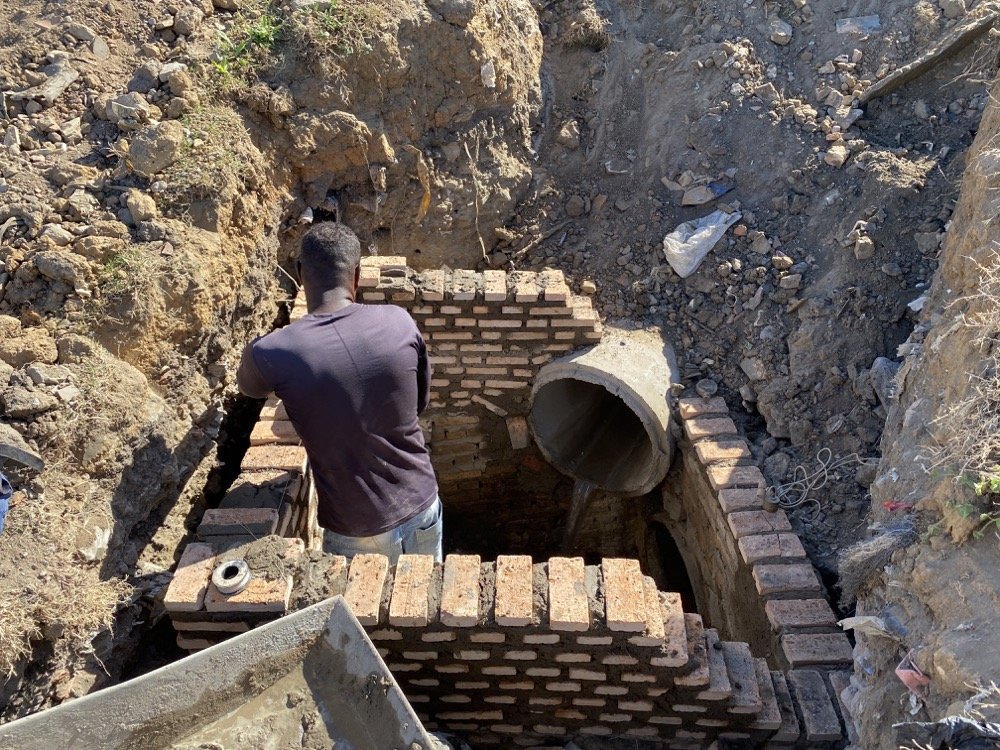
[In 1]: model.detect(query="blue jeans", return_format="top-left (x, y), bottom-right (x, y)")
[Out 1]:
top-left (0, 472), bottom-right (11, 534)
top-left (322, 497), bottom-right (443, 565)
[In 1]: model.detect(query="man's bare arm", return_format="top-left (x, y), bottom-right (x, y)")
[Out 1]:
top-left (236, 341), bottom-right (273, 399)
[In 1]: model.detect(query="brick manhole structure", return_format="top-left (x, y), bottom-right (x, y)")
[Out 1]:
top-left (164, 258), bottom-right (852, 748)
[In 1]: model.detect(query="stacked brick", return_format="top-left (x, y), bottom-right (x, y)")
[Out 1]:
top-left (674, 396), bottom-right (852, 748)
top-left (309, 552), bottom-right (808, 749)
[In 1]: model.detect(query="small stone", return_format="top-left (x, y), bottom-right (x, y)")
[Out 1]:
top-left (695, 379), bottom-right (718, 398)
top-left (581, 279), bottom-right (597, 295)
top-left (127, 61), bottom-right (160, 94)
top-left (779, 273), bottom-right (802, 290)
top-left (56, 385), bottom-right (81, 402)
top-left (556, 120), bottom-right (581, 150)
top-left (940, 0), bottom-right (966, 18)
top-left (164, 70), bottom-right (194, 96)
top-left (682, 185), bottom-right (717, 206)
top-left (771, 253), bottom-right (793, 270)
top-left (26, 364), bottom-right (72, 386)
top-left (565, 195), bottom-right (587, 217)
top-left (125, 189), bottom-right (158, 223)
top-left (769, 17), bottom-right (793, 45)
top-left (1, 386), bottom-right (59, 418)
top-left (158, 61), bottom-right (188, 81)
top-left (107, 92), bottom-right (151, 125)
top-left (91, 37), bottom-right (111, 60)
top-left (67, 23), bottom-right (98, 42)
top-left (740, 357), bottom-right (767, 381)
top-left (39, 224), bottom-right (74, 247)
top-left (173, 6), bottom-right (205, 36)
top-left (824, 142), bottom-right (849, 168)
top-left (751, 234), bottom-right (771, 255)
top-left (126, 120), bottom-right (185, 177)
top-left (854, 235), bottom-right (875, 260)
top-left (880, 261), bottom-right (902, 277)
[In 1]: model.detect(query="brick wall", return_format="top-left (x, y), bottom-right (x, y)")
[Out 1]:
top-left (289, 258), bottom-right (602, 499)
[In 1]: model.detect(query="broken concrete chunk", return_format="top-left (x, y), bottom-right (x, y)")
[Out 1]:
top-left (66, 23), bottom-right (98, 42)
top-left (0, 422), bottom-right (44, 471)
top-left (173, 6), bottom-right (205, 36)
top-left (10, 57), bottom-right (79, 107)
top-left (556, 120), bottom-right (581, 149)
top-left (1, 386), bottom-right (59, 418)
top-left (824, 142), bottom-right (850, 168)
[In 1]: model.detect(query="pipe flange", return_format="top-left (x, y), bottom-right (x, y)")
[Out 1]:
top-left (212, 559), bottom-right (251, 595)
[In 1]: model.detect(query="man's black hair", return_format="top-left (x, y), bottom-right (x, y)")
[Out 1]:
top-left (299, 222), bottom-right (362, 288)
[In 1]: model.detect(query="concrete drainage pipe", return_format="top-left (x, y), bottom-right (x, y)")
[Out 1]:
top-left (529, 330), bottom-right (678, 497)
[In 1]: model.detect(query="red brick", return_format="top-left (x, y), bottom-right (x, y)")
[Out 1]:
top-left (630, 576), bottom-right (664, 646)
top-left (345, 554), bottom-right (389, 626)
top-left (650, 592), bottom-right (687, 667)
top-left (720, 641), bottom-right (761, 714)
top-left (483, 270), bottom-right (506, 302)
top-left (241, 445), bottom-right (307, 473)
top-left (727, 509), bottom-right (793, 538)
top-left (683, 416), bottom-right (738, 441)
top-left (694, 439), bottom-right (752, 466)
top-left (440, 554), bottom-right (480, 627)
top-left (197, 508), bottom-right (278, 537)
top-left (601, 558), bottom-right (646, 632)
top-left (788, 669), bottom-right (844, 741)
top-left (753, 563), bottom-right (822, 598)
top-left (259, 398), bottom-right (288, 421)
top-left (750, 659), bottom-right (782, 731)
top-left (249, 419), bottom-right (300, 446)
top-left (717, 487), bottom-right (763, 513)
top-left (164, 543), bottom-right (216, 612)
top-left (675, 613), bottom-right (709, 688)
top-left (765, 598), bottom-right (838, 633)
top-left (738, 532), bottom-right (806, 564)
top-left (781, 633), bottom-right (853, 667)
top-left (495, 555), bottom-right (533, 626)
top-left (389, 554), bottom-right (436, 627)
top-left (204, 575), bottom-right (293, 613)
top-left (705, 464), bottom-right (766, 492)
top-left (548, 557), bottom-right (590, 632)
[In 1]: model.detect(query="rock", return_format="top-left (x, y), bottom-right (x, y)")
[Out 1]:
top-left (771, 253), bottom-right (793, 270)
top-left (126, 121), bottom-right (185, 177)
top-left (64, 189), bottom-right (100, 220)
top-left (125, 189), bottom-right (158, 223)
top-left (881, 261), bottom-right (902, 277)
top-left (39, 224), bottom-right (75, 247)
top-left (869, 357), bottom-right (901, 408)
top-left (565, 195), bottom-right (586, 217)
top-left (127, 61), bottom-right (160, 94)
top-left (164, 69), bottom-right (194, 96)
top-left (67, 23), bottom-right (98, 42)
top-left (91, 36), bottom-right (111, 60)
top-left (9, 56), bottom-right (79, 107)
top-left (779, 273), bottom-right (802, 290)
top-left (26, 363), bottom-right (72, 386)
top-left (213, 0), bottom-right (241, 8)
top-left (581, 279), bottom-right (597, 295)
top-left (825, 142), bottom-right (850, 168)
top-left (556, 120), bottom-right (581, 149)
top-left (681, 186), bottom-right (717, 206)
top-left (940, 0), bottom-right (965, 18)
top-left (855, 462), bottom-right (877, 487)
top-left (107, 92), bottom-right (151, 125)
top-left (770, 17), bottom-right (793, 45)
top-left (764, 451), bottom-right (791, 483)
top-left (173, 6), bottom-right (205, 36)
top-left (56, 385), bottom-right (81, 402)
top-left (158, 61), bottom-right (188, 81)
top-left (750, 234), bottom-right (771, 255)
top-left (34, 250), bottom-right (91, 288)
top-left (426, 0), bottom-right (476, 26)
top-left (1, 386), bottom-right (59, 419)
top-left (854, 235), bottom-right (875, 260)
top-left (0, 361), bottom-right (13, 388)
top-left (740, 357), bottom-right (767, 381)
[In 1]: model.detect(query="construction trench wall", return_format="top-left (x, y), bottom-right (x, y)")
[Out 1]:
top-left (162, 260), bottom-right (857, 748)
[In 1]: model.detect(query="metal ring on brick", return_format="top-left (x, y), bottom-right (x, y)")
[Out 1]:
top-left (211, 559), bottom-right (252, 595)
top-left (529, 329), bottom-right (678, 496)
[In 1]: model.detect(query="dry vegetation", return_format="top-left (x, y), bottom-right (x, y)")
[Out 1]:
top-left (927, 243), bottom-right (1000, 515)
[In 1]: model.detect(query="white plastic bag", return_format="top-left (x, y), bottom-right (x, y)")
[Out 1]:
top-left (661, 209), bottom-right (741, 278)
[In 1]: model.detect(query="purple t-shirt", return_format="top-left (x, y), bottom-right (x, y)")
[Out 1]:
top-left (238, 304), bottom-right (438, 536)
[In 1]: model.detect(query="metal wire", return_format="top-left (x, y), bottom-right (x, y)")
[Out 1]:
top-left (767, 448), bottom-right (877, 522)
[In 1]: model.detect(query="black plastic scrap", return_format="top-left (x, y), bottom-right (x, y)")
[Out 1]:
top-left (895, 716), bottom-right (1000, 750)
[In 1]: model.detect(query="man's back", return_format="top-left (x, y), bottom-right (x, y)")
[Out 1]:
top-left (240, 303), bottom-right (437, 536)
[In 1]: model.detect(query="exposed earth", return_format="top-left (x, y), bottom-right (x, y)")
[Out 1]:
top-left (1, 0), bottom-right (1000, 748)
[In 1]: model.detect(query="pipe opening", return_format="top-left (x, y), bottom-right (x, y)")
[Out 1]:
top-left (530, 378), bottom-right (657, 495)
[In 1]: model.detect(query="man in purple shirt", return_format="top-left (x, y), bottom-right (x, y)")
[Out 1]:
top-left (237, 222), bottom-right (442, 564)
